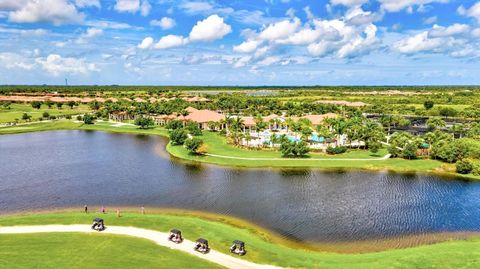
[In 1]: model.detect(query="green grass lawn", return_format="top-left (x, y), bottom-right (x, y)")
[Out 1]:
top-left (0, 233), bottom-right (223, 269)
top-left (188, 131), bottom-right (389, 159)
top-left (0, 103), bottom-right (91, 123)
top-left (1, 211), bottom-right (480, 269)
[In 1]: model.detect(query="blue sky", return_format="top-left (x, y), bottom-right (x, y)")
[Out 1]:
top-left (0, 0), bottom-right (479, 86)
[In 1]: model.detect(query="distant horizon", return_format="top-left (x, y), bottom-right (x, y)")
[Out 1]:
top-left (1, 84), bottom-right (479, 88)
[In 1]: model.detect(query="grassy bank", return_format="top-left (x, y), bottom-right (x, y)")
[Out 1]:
top-left (0, 120), bottom-right (479, 180)
top-left (0, 233), bottom-right (222, 269)
top-left (1, 211), bottom-right (480, 269)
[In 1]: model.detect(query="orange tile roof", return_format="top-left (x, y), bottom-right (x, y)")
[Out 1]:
top-left (315, 100), bottom-right (367, 107)
top-left (242, 117), bottom-right (256, 126)
top-left (185, 109), bottom-right (224, 123)
top-left (299, 113), bottom-right (337, 125)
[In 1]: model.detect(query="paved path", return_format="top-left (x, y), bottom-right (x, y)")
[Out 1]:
top-left (204, 153), bottom-right (392, 161)
top-left (0, 225), bottom-right (281, 269)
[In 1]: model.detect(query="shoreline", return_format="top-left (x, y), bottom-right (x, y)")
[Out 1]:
top-left (0, 120), bottom-right (479, 181)
top-left (2, 207), bottom-right (480, 254)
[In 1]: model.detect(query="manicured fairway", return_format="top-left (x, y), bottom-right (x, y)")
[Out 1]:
top-left (0, 233), bottom-right (223, 269)
top-left (0, 212), bottom-right (479, 269)
top-left (0, 103), bottom-right (91, 123)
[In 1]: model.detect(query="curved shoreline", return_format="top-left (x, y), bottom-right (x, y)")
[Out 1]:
top-left (0, 120), bottom-right (478, 181)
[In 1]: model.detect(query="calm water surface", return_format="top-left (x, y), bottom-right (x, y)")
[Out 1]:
top-left (1, 131), bottom-right (480, 244)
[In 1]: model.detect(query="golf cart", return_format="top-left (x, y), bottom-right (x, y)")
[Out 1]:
top-left (168, 229), bottom-right (183, 243)
top-left (194, 238), bottom-right (210, 254)
top-left (230, 240), bottom-right (246, 256)
top-left (91, 217), bottom-right (105, 231)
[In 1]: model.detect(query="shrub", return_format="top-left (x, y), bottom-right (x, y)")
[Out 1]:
top-left (456, 159), bottom-right (473, 174)
top-left (31, 101), bottom-right (42, 109)
top-left (83, 114), bottom-right (94, 124)
top-left (66, 115), bottom-right (72, 119)
top-left (186, 122), bottom-right (202, 136)
top-left (170, 128), bottom-right (188, 145)
top-left (42, 112), bottom-right (50, 118)
top-left (402, 142), bottom-right (418, 160)
top-left (326, 146), bottom-right (347, 155)
top-left (280, 140), bottom-right (310, 157)
top-left (424, 100), bottom-right (434, 110)
top-left (76, 115), bottom-right (83, 121)
top-left (134, 116), bottom-right (154, 129)
top-left (472, 161), bottom-right (480, 176)
top-left (166, 120), bottom-right (184, 130)
top-left (22, 113), bottom-right (31, 121)
top-left (184, 138), bottom-right (204, 154)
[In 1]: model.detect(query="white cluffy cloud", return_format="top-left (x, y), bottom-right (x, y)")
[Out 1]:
top-left (36, 54), bottom-right (99, 76)
top-left (458, 2), bottom-right (480, 22)
top-left (378, 0), bottom-right (449, 13)
top-left (154, 35), bottom-right (188, 49)
top-left (75, 0), bottom-right (101, 8)
top-left (330, 0), bottom-right (369, 6)
top-left (189, 14), bottom-right (232, 42)
top-left (150, 17), bottom-right (176, 30)
top-left (0, 52), bottom-right (98, 76)
top-left (114, 0), bottom-right (151, 16)
top-left (393, 23), bottom-right (477, 57)
top-left (76, 27), bottom-right (103, 44)
top-left (0, 52), bottom-right (36, 70)
top-left (137, 37), bottom-right (154, 49)
top-left (5, 0), bottom-right (84, 25)
top-left (232, 6), bottom-right (380, 69)
top-left (138, 14), bottom-right (231, 50)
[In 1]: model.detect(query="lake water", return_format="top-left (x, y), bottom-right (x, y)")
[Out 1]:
top-left (1, 131), bottom-right (480, 246)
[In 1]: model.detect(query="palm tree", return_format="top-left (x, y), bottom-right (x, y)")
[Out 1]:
top-left (270, 133), bottom-right (278, 145)
top-left (315, 125), bottom-right (332, 145)
top-left (231, 117), bottom-right (244, 132)
top-left (327, 117), bottom-right (348, 146)
top-left (255, 115), bottom-right (267, 132)
top-left (221, 114), bottom-right (233, 133)
top-left (207, 121), bottom-right (218, 131)
top-left (285, 118), bottom-right (295, 133)
top-left (449, 124), bottom-right (465, 138)
top-left (245, 132), bottom-right (252, 147)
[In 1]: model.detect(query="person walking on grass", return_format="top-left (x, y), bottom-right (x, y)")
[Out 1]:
top-left (84, 205), bottom-right (88, 213)
top-left (116, 209), bottom-right (120, 218)
top-left (141, 206), bottom-right (145, 215)
top-left (101, 206), bottom-right (105, 214)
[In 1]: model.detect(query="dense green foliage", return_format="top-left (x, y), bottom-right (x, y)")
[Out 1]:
top-left (280, 140), bottom-right (310, 157)
top-left (326, 146), bottom-right (348, 154)
top-left (82, 114), bottom-right (95, 124)
top-left (134, 116), bottom-right (154, 129)
top-left (184, 138), bottom-right (204, 154)
top-left (31, 101), bottom-right (42, 109)
top-left (431, 138), bottom-right (480, 163)
top-left (456, 159), bottom-right (473, 174)
top-left (165, 120), bottom-right (184, 130)
top-left (185, 122), bottom-right (202, 136)
top-left (169, 128), bottom-right (188, 145)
